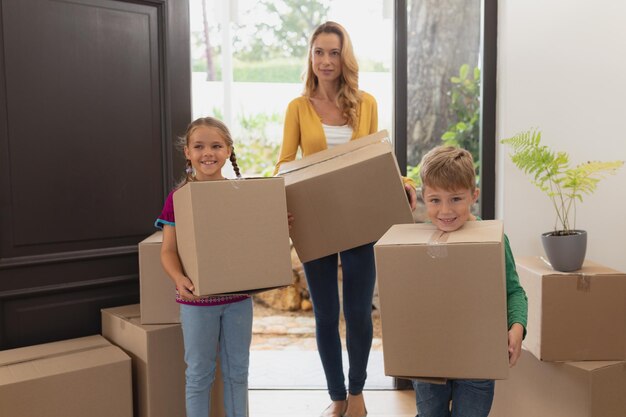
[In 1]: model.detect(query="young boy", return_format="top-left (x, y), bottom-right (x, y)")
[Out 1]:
top-left (413, 146), bottom-right (528, 417)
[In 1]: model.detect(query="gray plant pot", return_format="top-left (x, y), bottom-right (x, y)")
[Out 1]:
top-left (540, 230), bottom-right (587, 272)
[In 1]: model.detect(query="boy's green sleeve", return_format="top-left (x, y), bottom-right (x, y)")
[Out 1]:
top-left (504, 234), bottom-right (528, 338)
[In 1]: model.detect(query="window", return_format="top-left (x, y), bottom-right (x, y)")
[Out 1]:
top-left (395, 0), bottom-right (496, 219)
top-left (189, 0), bottom-right (393, 177)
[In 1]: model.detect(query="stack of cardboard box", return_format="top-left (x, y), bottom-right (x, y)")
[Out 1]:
top-left (0, 131), bottom-right (413, 416)
top-left (101, 303), bottom-right (224, 417)
top-left (102, 176), bottom-right (296, 417)
top-left (490, 257), bottom-right (626, 417)
top-left (118, 133), bottom-right (412, 415)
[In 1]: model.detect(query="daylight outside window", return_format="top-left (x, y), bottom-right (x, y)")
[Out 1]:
top-left (189, 0), bottom-right (393, 178)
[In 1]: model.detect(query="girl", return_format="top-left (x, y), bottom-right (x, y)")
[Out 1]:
top-left (156, 117), bottom-right (251, 417)
top-left (274, 21), bottom-right (417, 417)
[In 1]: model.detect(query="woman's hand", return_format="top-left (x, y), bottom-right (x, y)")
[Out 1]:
top-left (287, 212), bottom-right (294, 229)
top-left (508, 323), bottom-right (524, 367)
top-left (175, 276), bottom-right (200, 301)
top-left (405, 184), bottom-right (417, 211)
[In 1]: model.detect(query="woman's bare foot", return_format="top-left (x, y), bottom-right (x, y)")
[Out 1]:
top-left (320, 400), bottom-right (347, 417)
top-left (344, 393), bottom-right (367, 417)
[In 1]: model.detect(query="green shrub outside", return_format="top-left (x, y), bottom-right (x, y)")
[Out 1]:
top-left (193, 57), bottom-right (305, 83)
top-left (193, 57), bottom-right (389, 83)
top-left (232, 112), bottom-right (283, 177)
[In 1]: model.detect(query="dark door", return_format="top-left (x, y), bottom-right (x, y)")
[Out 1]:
top-left (0, 0), bottom-right (189, 349)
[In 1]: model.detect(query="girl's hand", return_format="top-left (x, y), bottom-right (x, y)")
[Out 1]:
top-left (287, 212), bottom-right (294, 229)
top-left (508, 323), bottom-right (524, 367)
top-left (405, 184), bottom-right (418, 211)
top-left (175, 276), bottom-right (199, 301)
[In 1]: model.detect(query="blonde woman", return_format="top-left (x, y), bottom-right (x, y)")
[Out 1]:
top-left (275, 21), bottom-right (417, 417)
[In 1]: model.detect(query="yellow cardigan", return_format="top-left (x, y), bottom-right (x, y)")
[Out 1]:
top-left (273, 92), bottom-right (415, 188)
top-left (274, 92), bottom-right (378, 174)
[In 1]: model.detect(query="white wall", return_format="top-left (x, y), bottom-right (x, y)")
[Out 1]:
top-left (496, 0), bottom-right (626, 271)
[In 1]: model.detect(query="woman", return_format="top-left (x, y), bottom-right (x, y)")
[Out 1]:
top-left (274, 21), bottom-right (417, 417)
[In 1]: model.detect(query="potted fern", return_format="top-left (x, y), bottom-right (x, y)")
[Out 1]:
top-left (501, 129), bottom-right (623, 272)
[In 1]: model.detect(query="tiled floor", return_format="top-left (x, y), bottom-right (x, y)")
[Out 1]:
top-left (249, 389), bottom-right (417, 417)
top-left (251, 311), bottom-right (388, 390)
top-left (248, 298), bottom-right (404, 414)
top-left (249, 349), bottom-right (394, 389)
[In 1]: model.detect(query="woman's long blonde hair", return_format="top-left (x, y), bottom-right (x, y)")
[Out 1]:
top-left (303, 21), bottom-right (361, 129)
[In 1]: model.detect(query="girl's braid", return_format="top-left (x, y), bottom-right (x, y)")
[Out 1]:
top-left (230, 149), bottom-right (242, 178)
top-left (184, 159), bottom-right (195, 183)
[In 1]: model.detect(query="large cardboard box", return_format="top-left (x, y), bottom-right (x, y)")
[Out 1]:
top-left (139, 231), bottom-right (180, 324)
top-left (277, 130), bottom-right (414, 263)
top-left (517, 256), bottom-right (626, 361)
top-left (489, 349), bottom-right (626, 417)
top-left (173, 177), bottom-right (293, 296)
top-left (374, 220), bottom-right (509, 380)
top-left (0, 335), bottom-right (132, 417)
top-left (101, 304), bottom-right (225, 417)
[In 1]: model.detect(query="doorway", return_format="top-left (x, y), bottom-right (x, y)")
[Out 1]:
top-left (189, 0), bottom-right (394, 389)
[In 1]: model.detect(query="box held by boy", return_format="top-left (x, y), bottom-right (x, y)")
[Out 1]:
top-left (139, 231), bottom-right (180, 324)
top-left (0, 334), bottom-right (132, 417)
top-left (277, 130), bottom-right (414, 263)
top-left (374, 220), bottom-right (509, 380)
top-left (101, 304), bottom-right (225, 417)
top-left (489, 349), bottom-right (626, 417)
top-left (517, 256), bottom-right (626, 362)
top-left (173, 177), bottom-right (293, 296)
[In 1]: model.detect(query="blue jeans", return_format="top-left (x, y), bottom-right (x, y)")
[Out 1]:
top-left (412, 379), bottom-right (495, 417)
top-left (303, 242), bottom-right (377, 401)
top-left (180, 298), bottom-right (253, 417)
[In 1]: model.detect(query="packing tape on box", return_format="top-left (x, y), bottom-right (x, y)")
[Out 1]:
top-left (575, 274), bottom-right (591, 292)
top-left (540, 257), bottom-right (592, 292)
top-left (228, 177), bottom-right (243, 188)
top-left (426, 230), bottom-right (449, 258)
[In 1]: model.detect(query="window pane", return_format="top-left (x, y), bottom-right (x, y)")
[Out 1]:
top-left (190, 0), bottom-right (392, 177)
top-left (405, 0), bottom-right (482, 214)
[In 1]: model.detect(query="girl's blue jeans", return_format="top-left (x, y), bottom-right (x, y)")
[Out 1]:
top-left (180, 298), bottom-right (253, 417)
top-left (412, 379), bottom-right (495, 417)
top-left (302, 242), bottom-right (377, 401)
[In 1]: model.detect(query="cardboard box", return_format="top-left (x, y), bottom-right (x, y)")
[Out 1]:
top-left (374, 220), bottom-right (509, 380)
top-left (489, 349), bottom-right (626, 417)
top-left (173, 177), bottom-right (293, 296)
top-left (0, 335), bottom-right (132, 417)
top-left (517, 256), bottom-right (626, 361)
top-left (277, 130), bottom-right (414, 263)
top-left (101, 304), bottom-right (225, 417)
top-left (139, 231), bottom-right (180, 324)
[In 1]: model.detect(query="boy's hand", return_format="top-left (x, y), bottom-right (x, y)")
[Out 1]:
top-left (508, 323), bottom-right (524, 367)
top-left (405, 184), bottom-right (417, 211)
top-left (287, 212), bottom-right (294, 229)
top-left (175, 276), bottom-right (200, 301)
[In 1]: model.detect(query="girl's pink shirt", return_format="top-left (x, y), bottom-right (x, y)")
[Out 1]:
top-left (155, 189), bottom-right (250, 306)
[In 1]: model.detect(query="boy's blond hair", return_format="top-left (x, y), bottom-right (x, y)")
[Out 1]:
top-left (419, 146), bottom-right (476, 192)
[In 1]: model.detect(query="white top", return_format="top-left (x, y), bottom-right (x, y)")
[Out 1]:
top-left (323, 124), bottom-right (353, 147)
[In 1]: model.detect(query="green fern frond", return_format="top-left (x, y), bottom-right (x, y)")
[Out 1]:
top-left (563, 160), bottom-right (624, 197)
top-left (500, 129), bottom-right (624, 233)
